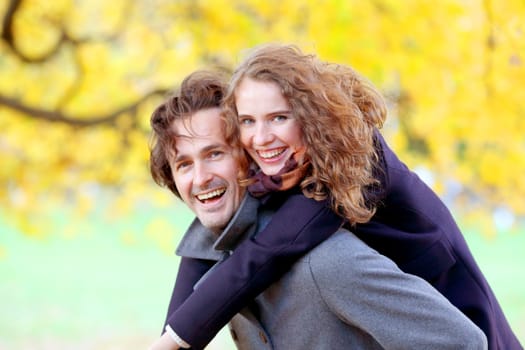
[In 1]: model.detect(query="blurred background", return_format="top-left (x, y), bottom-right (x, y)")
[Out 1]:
top-left (1, 0), bottom-right (524, 349)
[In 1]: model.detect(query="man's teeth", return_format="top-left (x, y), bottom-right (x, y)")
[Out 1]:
top-left (258, 149), bottom-right (285, 159)
top-left (197, 188), bottom-right (225, 201)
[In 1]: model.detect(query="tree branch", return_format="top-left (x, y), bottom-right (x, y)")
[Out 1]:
top-left (0, 89), bottom-right (169, 127)
top-left (1, 0), bottom-right (20, 43)
top-left (1, 0), bottom-right (133, 64)
top-left (1, 0), bottom-right (68, 63)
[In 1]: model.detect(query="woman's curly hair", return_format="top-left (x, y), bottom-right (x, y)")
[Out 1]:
top-left (223, 44), bottom-right (387, 224)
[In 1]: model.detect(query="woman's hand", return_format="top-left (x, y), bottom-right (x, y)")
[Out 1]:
top-left (148, 332), bottom-right (180, 350)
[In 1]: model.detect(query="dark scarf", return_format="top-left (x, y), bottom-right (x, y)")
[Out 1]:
top-left (242, 153), bottom-right (310, 198)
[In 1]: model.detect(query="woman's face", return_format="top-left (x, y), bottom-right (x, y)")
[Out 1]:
top-left (234, 77), bottom-right (305, 176)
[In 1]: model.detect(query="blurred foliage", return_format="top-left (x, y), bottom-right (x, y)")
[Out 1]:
top-left (1, 0), bottom-right (524, 238)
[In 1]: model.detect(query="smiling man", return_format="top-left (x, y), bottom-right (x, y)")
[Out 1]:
top-left (147, 70), bottom-right (487, 350)
top-left (169, 107), bottom-right (244, 233)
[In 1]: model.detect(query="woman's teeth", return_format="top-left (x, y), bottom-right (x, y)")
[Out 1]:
top-left (258, 148), bottom-right (285, 159)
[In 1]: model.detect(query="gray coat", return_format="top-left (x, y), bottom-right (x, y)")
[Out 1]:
top-left (177, 195), bottom-right (487, 350)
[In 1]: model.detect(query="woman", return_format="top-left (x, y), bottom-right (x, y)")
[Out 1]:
top-left (155, 44), bottom-right (521, 350)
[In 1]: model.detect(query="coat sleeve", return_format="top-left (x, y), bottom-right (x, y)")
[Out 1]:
top-left (161, 257), bottom-right (214, 333)
top-left (308, 232), bottom-right (487, 350)
top-left (166, 192), bottom-right (343, 349)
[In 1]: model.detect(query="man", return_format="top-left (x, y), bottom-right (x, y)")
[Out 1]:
top-left (148, 70), bottom-right (487, 349)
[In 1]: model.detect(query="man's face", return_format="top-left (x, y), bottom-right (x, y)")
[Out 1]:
top-left (169, 108), bottom-right (245, 233)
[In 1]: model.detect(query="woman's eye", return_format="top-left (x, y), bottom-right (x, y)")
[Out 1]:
top-left (273, 115), bottom-right (288, 122)
top-left (239, 117), bottom-right (254, 125)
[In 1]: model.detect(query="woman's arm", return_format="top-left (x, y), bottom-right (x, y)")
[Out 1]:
top-left (148, 257), bottom-right (215, 350)
top-left (167, 192), bottom-right (343, 349)
top-left (162, 257), bottom-right (215, 331)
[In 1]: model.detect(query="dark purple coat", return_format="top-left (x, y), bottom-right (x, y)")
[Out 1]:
top-left (164, 132), bottom-right (522, 350)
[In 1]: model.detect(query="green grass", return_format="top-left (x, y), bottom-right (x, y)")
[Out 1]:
top-left (1, 224), bottom-right (172, 349)
top-left (463, 229), bottom-right (525, 344)
top-left (0, 212), bottom-right (523, 349)
top-left (0, 205), bottom-right (235, 350)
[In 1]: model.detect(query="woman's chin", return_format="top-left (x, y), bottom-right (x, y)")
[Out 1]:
top-left (258, 162), bottom-right (285, 176)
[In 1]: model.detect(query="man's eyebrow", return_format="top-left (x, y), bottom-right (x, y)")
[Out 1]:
top-left (173, 153), bottom-right (188, 164)
top-left (201, 143), bottom-right (227, 153)
top-left (173, 143), bottom-right (227, 164)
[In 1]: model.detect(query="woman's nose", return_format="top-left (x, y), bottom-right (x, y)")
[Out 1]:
top-left (253, 122), bottom-right (273, 146)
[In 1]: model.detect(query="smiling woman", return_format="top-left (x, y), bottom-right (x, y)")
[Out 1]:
top-left (217, 43), bottom-right (522, 349)
top-left (235, 78), bottom-right (306, 176)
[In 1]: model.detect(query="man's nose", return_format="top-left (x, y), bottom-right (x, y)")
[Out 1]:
top-left (193, 162), bottom-right (213, 187)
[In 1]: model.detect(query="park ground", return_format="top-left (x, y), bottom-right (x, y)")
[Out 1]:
top-left (1, 213), bottom-right (523, 349)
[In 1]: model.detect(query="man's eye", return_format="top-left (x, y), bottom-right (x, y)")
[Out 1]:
top-left (209, 151), bottom-right (223, 159)
top-left (176, 162), bottom-right (191, 171)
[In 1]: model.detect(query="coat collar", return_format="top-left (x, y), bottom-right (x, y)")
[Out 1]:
top-left (175, 194), bottom-right (260, 261)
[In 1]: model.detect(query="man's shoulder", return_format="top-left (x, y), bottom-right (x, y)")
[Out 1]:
top-left (175, 218), bottom-right (223, 260)
top-left (308, 228), bottom-right (372, 260)
top-left (305, 228), bottom-right (398, 279)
